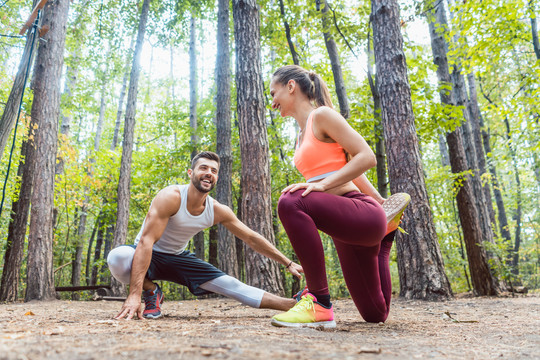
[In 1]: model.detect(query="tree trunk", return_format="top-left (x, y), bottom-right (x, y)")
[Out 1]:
top-left (0, 140), bottom-right (34, 301)
top-left (278, 0), bottom-right (299, 65)
top-left (531, 0), bottom-right (540, 60)
top-left (209, 226), bottom-right (218, 267)
top-left (232, 0), bottom-right (284, 294)
top-left (215, 0), bottom-right (238, 278)
top-left (451, 71), bottom-right (495, 247)
top-left (503, 116), bottom-right (522, 275)
top-left (466, 73), bottom-right (496, 226)
top-left (367, 28), bottom-right (387, 198)
top-left (56, 49), bottom-right (79, 175)
top-left (94, 78), bottom-right (107, 151)
top-left (112, 0), bottom-right (150, 296)
top-left (85, 217), bottom-right (99, 285)
top-left (480, 113), bottom-right (512, 249)
top-left (101, 224), bottom-right (114, 283)
top-left (438, 133), bottom-right (450, 167)
top-left (0, 0), bottom-right (39, 159)
top-left (112, 37), bottom-right (135, 151)
top-left (71, 211), bottom-right (85, 300)
top-left (426, 1), bottom-right (498, 295)
top-left (25, 0), bottom-right (71, 301)
top-left (91, 219), bottom-right (104, 286)
top-left (321, 0), bottom-right (349, 118)
top-left (371, 0), bottom-right (452, 300)
top-left (446, 0), bottom-right (495, 250)
top-left (188, 13), bottom-right (205, 260)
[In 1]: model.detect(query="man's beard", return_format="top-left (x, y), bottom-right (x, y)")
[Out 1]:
top-left (193, 176), bottom-right (215, 193)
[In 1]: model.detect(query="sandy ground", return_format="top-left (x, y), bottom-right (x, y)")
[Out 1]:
top-left (0, 294), bottom-right (539, 359)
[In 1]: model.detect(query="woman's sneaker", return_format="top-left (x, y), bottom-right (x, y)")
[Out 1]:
top-left (383, 193), bottom-right (411, 234)
top-left (143, 284), bottom-right (164, 319)
top-left (271, 293), bottom-right (336, 328)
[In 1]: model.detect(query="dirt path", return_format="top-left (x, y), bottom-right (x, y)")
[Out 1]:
top-left (1, 295), bottom-right (538, 359)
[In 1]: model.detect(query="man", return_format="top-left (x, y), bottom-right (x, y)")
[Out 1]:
top-left (108, 151), bottom-right (302, 320)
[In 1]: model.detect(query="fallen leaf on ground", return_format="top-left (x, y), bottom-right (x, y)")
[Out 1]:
top-left (24, 311), bottom-right (35, 316)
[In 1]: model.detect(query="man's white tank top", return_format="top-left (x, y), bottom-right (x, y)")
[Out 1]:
top-left (134, 184), bottom-right (214, 254)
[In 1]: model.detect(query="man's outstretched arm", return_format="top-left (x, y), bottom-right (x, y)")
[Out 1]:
top-left (114, 187), bottom-right (180, 320)
top-left (215, 202), bottom-right (303, 279)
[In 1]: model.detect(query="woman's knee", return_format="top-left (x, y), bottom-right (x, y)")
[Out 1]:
top-left (277, 191), bottom-right (302, 218)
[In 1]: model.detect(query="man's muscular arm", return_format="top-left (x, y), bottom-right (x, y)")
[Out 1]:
top-left (214, 202), bottom-right (303, 279)
top-left (114, 186), bottom-right (180, 320)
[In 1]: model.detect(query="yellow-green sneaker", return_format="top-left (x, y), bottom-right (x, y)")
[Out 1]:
top-left (383, 193), bottom-right (411, 235)
top-left (271, 293), bottom-right (336, 328)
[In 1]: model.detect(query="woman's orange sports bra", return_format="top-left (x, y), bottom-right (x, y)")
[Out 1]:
top-left (293, 111), bottom-right (347, 182)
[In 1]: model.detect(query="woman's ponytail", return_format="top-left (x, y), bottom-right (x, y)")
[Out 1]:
top-left (273, 65), bottom-right (334, 109)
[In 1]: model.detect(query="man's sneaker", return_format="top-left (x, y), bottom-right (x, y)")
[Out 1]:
top-left (271, 293), bottom-right (336, 328)
top-left (292, 286), bottom-right (309, 302)
top-left (143, 283), bottom-right (164, 319)
top-left (382, 193), bottom-right (411, 234)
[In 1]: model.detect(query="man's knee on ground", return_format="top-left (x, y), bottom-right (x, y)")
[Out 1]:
top-left (107, 246), bottom-right (135, 284)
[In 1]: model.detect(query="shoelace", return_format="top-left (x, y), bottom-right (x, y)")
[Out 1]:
top-left (289, 295), bottom-right (315, 313)
top-left (144, 292), bottom-right (159, 309)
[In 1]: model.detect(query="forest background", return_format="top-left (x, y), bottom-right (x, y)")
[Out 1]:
top-left (0, 0), bottom-right (538, 303)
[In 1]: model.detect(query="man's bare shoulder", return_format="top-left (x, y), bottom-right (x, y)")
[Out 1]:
top-left (152, 185), bottom-right (182, 216)
top-left (212, 199), bottom-right (235, 223)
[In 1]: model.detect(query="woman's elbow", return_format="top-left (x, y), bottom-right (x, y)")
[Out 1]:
top-left (363, 151), bottom-right (377, 169)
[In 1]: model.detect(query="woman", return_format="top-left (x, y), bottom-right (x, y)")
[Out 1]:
top-left (269, 65), bottom-right (409, 328)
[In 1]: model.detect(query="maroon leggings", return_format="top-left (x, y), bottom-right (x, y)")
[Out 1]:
top-left (278, 190), bottom-right (395, 323)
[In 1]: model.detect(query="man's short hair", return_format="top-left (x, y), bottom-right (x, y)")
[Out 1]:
top-left (191, 151), bottom-right (220, 169)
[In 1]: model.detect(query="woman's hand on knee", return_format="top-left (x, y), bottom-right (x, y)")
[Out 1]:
top-left (281, 182), bottom-right (326, 197)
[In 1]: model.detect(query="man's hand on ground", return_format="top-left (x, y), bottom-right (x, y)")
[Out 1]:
top-left (114, 294), bottom-right (143, 320)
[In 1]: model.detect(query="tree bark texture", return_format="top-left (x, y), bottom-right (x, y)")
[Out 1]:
top-left (0, 0), bottom-right (39, 160)
top-left (209, 225), bottom-right (218, 267)
top-left (478, 113), bottom-right (512, 246)
top-left (321, 0), bottom-right (349, 118)
top-left (438, 133), bottom-right (450, 167)
top-left (112, 0), bottom-right (150, 296)
top-left (446, 130), bottom-right (499, 295)
top-left (450, 69), bottom-right (495, 246)
top-left (371, 0), bottom-right (452, 300)
top-left (0, 140), bottom-right (34, 301)
top-left (25, 0), bottom-right (71, 301)
top-left (503, 116), bottom-right (522, 275)
top-left (233, 0), bottom-right (284, 294)
top-left (466, 73), bottom-right (496, 226)
top-left (71, 210), bottom-right (86, 300)
top-left (85, 217), bottom-right (98, 284)
top-left (427, 2), bottom-right (498, 295)
top-left (91, 220), bottom-right (104, 286)
top-left (215, 0), bottom-right (238, 278)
